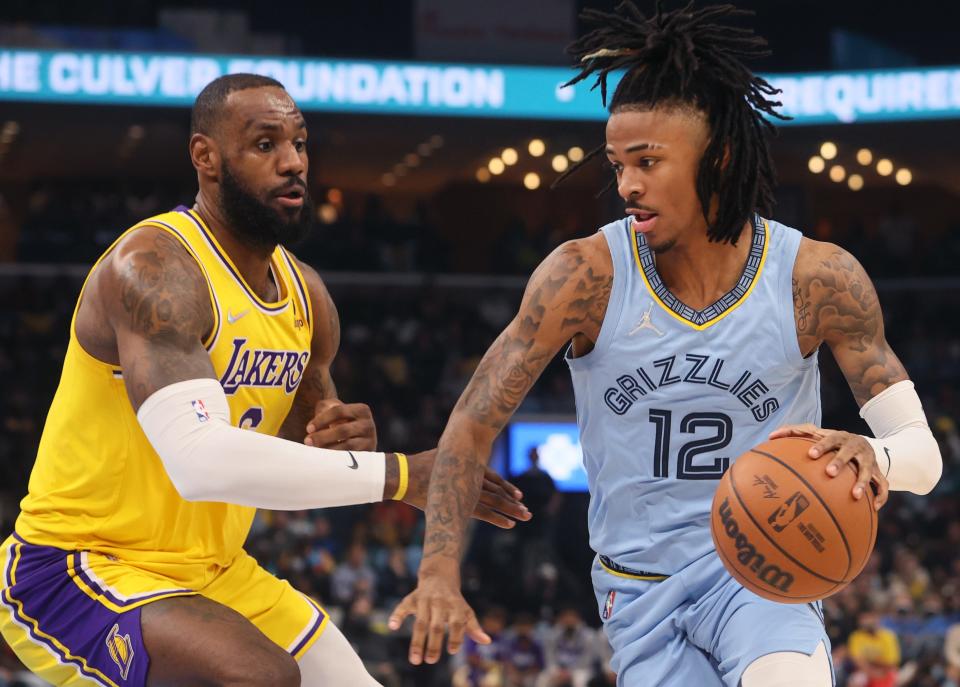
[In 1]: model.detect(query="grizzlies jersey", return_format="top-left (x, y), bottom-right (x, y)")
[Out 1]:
top-left (16, 206), bottom-right (314, 587)
top-left (566, 215), bottom-right (820, 575)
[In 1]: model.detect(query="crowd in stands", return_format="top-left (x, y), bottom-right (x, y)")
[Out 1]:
top-left (8, 181), bottom-right (960, 279)
top-left (1, 188), bottom-right (959, 685)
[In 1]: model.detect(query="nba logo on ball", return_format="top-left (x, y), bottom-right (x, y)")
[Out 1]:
top-left (767, 491), bottom-right (810, 532)
top-left (602, 590), bottom-right (616, 620)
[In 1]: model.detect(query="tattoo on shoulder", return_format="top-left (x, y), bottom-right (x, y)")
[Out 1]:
top-left (119, 231), bottom-right (210, 340)
top-left (795, 246), bottom-right (906, 404)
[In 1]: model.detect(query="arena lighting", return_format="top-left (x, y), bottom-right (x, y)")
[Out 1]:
top-left (829, 165), bottom-right (846, 182)
top-left (381, 173), bottom-right (396, 186)
top-left (1, 121), bottom-right (20, 140)
top-left (127, 124), bottom-right (145, 140)
top-left (417, 143), bottom-right (432, 156)
top-left (318, 203), bottom-right (338, 224)
top-left (404, 153), bottom-right (420, 167)
top-left (476, 168), bottom-right (491, 183)
top-left (528, 139), bottom-right (546, 157)
top-left (393, 163), bottom-right (408, 176)
top-left (551, 155), bottom-right (569, 172)
top-left (501, 147), bottom-right (518, 165)
top-left (326, 188), bottom-right (343, 204)
top-left (429, 134), bottom-right (444, 148)
top-left (848, 174), bottom-right (864, 191)
top-left (568, 146), bottom-right (584, 162)
top-left (808, 156), bottom-right (825, 173)
top-left (856, 148), bottom-right (873, 165)
top-left (896, 168), bottom-right (913, 186)
top-left (876, 159), bottom-right (894, 176)
top-left (820, 141), bottom-right (837, 160)
top-left (523, 172), bottom-right (541, 190)
top-left (488, 158), bottom-right (505, 175)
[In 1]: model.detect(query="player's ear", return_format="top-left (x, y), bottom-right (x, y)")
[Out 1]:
top-left (189, 133), bottom-right (220, 180)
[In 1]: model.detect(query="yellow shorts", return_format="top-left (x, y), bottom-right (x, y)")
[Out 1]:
top-left (0, 534), bottom-right (327, 686)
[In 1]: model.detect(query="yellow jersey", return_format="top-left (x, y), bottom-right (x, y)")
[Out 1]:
top-left (15, 206), bottom-right (314, 588)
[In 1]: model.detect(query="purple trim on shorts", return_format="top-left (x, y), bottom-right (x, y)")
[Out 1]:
top-left (70, 552), bottom-right (193, 608)
top-left (3, 537), bottom-right (152, 686)
top-left (289, 596), bottom-right (327, 657)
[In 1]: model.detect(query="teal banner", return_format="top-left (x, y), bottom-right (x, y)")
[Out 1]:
top-left (2, 49), bottom-right (960, 125)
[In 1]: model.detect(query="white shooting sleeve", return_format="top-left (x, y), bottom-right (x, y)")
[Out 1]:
top-left (859, 380), bottom-right (942, 495)
top-left (137, 378), bottom-right (386, 509)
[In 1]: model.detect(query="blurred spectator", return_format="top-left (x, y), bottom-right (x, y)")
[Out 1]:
top-left (331, 541), bottom-right (378, 606)
top-left (848, 609), bottom-right (901, 687)
top-left (502, 613), bottom-right (545, 687)
top-left (539, 607), bottom-right (596, 687)
top-left (945, 622), bottom-right (960, 686)
top-left (377, 545), bottom-right (416, 609)
top-left (454, 607), bottom-right (509, 687)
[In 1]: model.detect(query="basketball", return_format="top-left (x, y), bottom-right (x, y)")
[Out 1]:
top-left (711, 437), bottom-right (877, 603)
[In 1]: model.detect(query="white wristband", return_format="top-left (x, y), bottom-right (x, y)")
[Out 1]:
top-left (859, 380), bottom-right (942, 495)
top-left (137, 378), bottom-right (386, 509)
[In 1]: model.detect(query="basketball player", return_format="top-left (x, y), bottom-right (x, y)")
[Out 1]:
top-left (389, 4), bottom-right (943, 686)
top-left (0, 74), bottom-right (529, 687)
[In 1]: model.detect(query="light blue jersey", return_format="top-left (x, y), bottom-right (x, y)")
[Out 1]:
top-left (567, 214), bottom-right (820, 575)
top-left (568, 215), bottom-right (832, 686)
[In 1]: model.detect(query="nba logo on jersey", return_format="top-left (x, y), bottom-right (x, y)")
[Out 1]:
top-left (602, 590), bottom-right (616, 620)
top-left (192, 399), bottom-right (211, 423)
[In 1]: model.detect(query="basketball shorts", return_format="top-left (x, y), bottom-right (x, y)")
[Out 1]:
top-left (0, 533), bottom-right (328, 686)
top-left (592, 551), bottom-right (834, 687)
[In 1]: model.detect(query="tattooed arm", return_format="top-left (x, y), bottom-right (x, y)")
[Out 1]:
top-left (97, 226), bottom-right (217, 410)
top-left (773, 239), bottom-right (911, 507)
top-left (792, 238), bottom-right (908, 403)
top-left (275, 257), bottom-right (377, 450)
top-left (389, 233), bottom-right (613, 665)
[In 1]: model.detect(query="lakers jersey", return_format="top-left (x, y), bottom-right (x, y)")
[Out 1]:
top-left (15, 206), bottom-right (314, 587)
top-left (567, 215), bottom-right (821, 576)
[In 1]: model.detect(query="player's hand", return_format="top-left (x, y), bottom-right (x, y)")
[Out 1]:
top-left (304, 399), bottom-right (377, 451)
top-left (404, 450), bottom-right (531, 529)
top-left (769, 424), bottom-right (889, 510)
top-left (388, 564), bottom-right (490, 665)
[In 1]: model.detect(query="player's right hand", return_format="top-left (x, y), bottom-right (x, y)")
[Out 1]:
top-left (304, 398), bottom-right (377, 450)
top-left (388, 566), bottom-right (490, 665)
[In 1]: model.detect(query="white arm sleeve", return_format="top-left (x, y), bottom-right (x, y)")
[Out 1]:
top-left (860, 380), bottom-right (942, 495)
top-left (136, 378), bottom-right (386, 510)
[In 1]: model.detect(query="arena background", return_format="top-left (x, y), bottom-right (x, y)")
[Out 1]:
top-left (1, 1), bottom-right (959, 685)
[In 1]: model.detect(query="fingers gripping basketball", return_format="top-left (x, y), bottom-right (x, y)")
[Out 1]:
top-left (711, 437), bottom-right (877, 602)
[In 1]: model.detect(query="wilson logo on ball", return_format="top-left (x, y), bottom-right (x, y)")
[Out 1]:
top-left (717, 497), bottom-right (795, 593)
top-left (767, 491), bottom-right (811, 533)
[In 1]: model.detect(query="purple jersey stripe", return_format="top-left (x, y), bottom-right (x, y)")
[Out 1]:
top-left (280, 248), bottom-right (311, 327)
top-left (179, 209), bottom-right (289, 313)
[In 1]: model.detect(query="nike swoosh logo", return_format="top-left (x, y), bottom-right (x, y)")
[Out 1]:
top-left (347, 451), bottom-right (358, 470)
top-left (883, 447), bottom-right (892, 477)
top-left (227, 308), bottom-right (250, 324)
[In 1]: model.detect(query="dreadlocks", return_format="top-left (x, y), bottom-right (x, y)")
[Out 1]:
top-left (556, 1), bottom-right (787, 244)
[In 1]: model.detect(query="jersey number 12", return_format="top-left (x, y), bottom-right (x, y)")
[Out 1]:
top-left (648, 409), bottom-right (732, 480)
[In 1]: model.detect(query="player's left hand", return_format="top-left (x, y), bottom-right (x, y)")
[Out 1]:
top-left (403, 450), bottom-right (531, 529)
top-left (304, 399), bottom-right (377, 451)
top-left (769, 424), bottom-right (889, 510)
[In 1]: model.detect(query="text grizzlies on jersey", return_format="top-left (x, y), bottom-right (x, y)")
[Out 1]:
top-left (603, 354), bottom-right (781, 422)
top-left (219, 337), bottom-right (309, 395)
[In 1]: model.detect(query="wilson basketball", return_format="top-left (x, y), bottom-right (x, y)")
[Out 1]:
top-left (710, 437), bottom-right (877, 603)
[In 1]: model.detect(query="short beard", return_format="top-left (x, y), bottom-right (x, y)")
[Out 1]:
top-left (648, 238), bottom-right (677, 254)
top-left (218, 163), bottom-right (314, 251)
